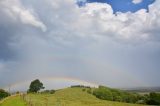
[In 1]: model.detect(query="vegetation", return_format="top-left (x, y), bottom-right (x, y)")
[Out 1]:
top-left (71, 85), bottom-right (91, 88)
top-left (27, 79), bottom-right (44, 93)
top-left (0, 89), bottom-right (10, 100)
top-left (92, 85), bottom-right (160, 105)
top-left (1, 83), bottom-right (159, 106)
top-left (0, 95), bottom-right (26, 106)
top-left (0, 87), bottom-right (149, 106)
top-left (40, 89), bottom-right (56, 94)
top-left (146, 92), bottom-right (160, 105)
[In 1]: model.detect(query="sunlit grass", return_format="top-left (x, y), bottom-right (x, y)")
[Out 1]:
top-left (0, 95), bottom-right (26, 106)
top-left (0, 88), bottom-right (149, 106)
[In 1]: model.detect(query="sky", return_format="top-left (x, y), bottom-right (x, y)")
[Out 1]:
top-left (0, 0), bottom-right (160, 90)
top-left (78, 0), bottom-right (155, 13)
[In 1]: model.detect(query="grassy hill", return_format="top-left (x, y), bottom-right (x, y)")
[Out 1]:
top-left (0, 95), bottom-right (26, 106)
top-left (0, 87), bottom-right (150, 106)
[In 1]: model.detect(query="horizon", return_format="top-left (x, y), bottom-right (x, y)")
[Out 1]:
top-left (3, 77), bottom-right (160, 93)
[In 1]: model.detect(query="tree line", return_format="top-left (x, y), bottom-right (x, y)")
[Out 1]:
top-left (89, 85), bottom-right (160, 105)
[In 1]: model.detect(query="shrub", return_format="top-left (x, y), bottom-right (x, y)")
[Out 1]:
top-left (71, 85), bottom-right (91, 88)
top-left (82, 89), bottom-right (86, 92)
top-left (93, 86), bottom-right (113, 101)
top-left (41, 90), bottom-right (55, 94)
top-left (0, 89), bottom-right (10, 100)
top-left (87, 89), bottom-right (92, 94)
top-left (146, 92), bottom-right (160, 105)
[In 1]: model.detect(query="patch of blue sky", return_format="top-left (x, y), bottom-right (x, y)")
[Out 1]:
top-left (77, 0), bottom-right (155, 13)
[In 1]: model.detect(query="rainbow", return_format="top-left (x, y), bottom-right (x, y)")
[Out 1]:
top-left (3, 76), bottom-right (99, 90)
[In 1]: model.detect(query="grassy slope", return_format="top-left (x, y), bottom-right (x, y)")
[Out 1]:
top-left (0, 95), bottom-right (26, 106)
top-left (25, 88), bottom-right (149, 106)
top-left (0, 87), bottom-right (149, 106)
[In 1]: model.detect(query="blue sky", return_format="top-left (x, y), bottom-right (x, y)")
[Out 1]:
top-left (78, 0), bottom-right (155, 13)
top-left (0, 0), bottom-right (160, 90)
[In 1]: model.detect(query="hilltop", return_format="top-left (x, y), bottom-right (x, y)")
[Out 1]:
top-left (0, 87), bottom-right (150, 106)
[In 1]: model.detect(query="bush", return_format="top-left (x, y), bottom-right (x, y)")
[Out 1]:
top-left (41, 90), bottom-right (55, 94)
top-left (93, 86), bottom-right (113, 101)
top-left (82, 89), bottom-right (86, 92)
top-left (50, 90), bottom-right (56, 94)
top-left (16, 91), bottom-right (20, 94)
top-left (146, 92), bottom-right (160, 105)
top-left (71, 85), bottom-right (91, 88)
top-left (0, 89), bottom-right (10, 100)
top-left (87, 89), bottom-right (92, 94)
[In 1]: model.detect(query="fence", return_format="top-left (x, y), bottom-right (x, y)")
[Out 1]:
top-left (21, 94), bottom-right (67, 106)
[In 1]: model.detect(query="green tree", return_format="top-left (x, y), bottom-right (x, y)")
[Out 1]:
top-left (0, 89), bottom-right (10, 100)
top-left (28, 79), bottom-right (44, 93)
top-left (92, 85), bottom-right (143, 104)
top-left (93, 86), bottom-right (113, 101)
top-left (146, 92), bottom-right (160, 105)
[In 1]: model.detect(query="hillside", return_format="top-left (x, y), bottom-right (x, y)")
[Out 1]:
top-left (0, 87), bottom-right (149, 106)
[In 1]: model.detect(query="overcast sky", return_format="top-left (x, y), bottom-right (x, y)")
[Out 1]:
top-left (0, 0), bottom-right (160, 90)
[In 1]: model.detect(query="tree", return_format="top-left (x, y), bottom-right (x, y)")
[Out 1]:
top-left (93, 86), bottom-right (113, 101)
top-left (28, 79), bottom-right (44, 93)
top-left (0, 89), bottom-right (10, 100)
top-left (146, 92), bottom-right (160, 105)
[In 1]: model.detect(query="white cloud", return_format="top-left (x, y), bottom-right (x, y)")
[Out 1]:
top-left (30, 0), bottom-right (160, 42)
top-left (132, 0), bottom-right (143, 4)
top-left (0, 0), bottom-right (160, 89)
top-left (0, 0), bottom-right (47, 32)
top-left (75, 1), bottom-right (160, 41)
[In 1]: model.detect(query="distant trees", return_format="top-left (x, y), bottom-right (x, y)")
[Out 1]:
top-left (92, 85), bottom-right (160, 105)
top-left (71, 85), bottom-right (91, 88)
top-left (146, 92), bottom-right (160, 105)
top-left (93, 86), bottom-right (113, 101)
top-left (41, 90), bottom-right (55, 94)
top-left (0, 89), bottom-right (10, 100)
top-left (92, 85), bottom-right (144, 104)
top-left (28, 79), bottom-right (44, 93)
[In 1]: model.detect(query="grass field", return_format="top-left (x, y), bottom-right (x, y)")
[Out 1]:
top-left (0, 95), bottom-right (26, 106)
top-left (0, 87), bottom-right (150, 106)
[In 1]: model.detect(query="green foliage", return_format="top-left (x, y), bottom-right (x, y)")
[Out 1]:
top-left (28, 79), bottom-right (44, 93)
top-left (93, 86), bottom-right (113, 101)
top-left (93, 86), bottom-right (160, 105)
top-left (87, 88), bottom-right (92, 94)
top-left (16, 91), bottom-right (20, 94)
top-left (146, 92), bottom-right (160, 105)
top-left (41, 89), bottom-right (55, 94)
top-left (93, 85), bottom-right (144, 104)
top-left (71, 85), bottom-right (91, 88)
top-left (82, 88), bottom-right (86, 92)
top-left (0, 89), bottom-right (10, 100)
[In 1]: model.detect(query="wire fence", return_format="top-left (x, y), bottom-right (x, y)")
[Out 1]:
top-left (20, 94), bottom-right (67, 106)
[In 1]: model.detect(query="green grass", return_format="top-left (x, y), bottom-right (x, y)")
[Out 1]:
top-left (0, 88), bottom-right (150, 106)
top-left (0, 95), bottom-right (27, 106)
